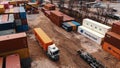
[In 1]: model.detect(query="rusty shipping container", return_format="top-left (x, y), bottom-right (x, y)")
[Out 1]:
top-left (50, 11), bottom-right (63, 26)
top-left (0, 32), bottom-right (28, 53)
top-left (0, 57), bottom-right (3, 68)
top-left (111, 22), bottom-right (120, 35)
top-left (6, 54), bottom-right (21, 68)
top-left (102, 42), bottom-right (120, 60)
top-left (104, 32), bottom-right (120, 49)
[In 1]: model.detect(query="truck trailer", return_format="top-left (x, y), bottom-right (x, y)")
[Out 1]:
top-left (33, 28), bottom-right (59, 61)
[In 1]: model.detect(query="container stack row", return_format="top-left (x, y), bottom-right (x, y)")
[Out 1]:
top-left (102, 22), bottom-right (120, 60)
top-left (77, 18), bottom-right (111, 45)
top-left (15, 7), bottom-right (28, 32)
top-left (0, 32), bottom-right (30, 68)
top-left (0, 7), bottom-right (29, 36)
top-left (62, 21), bottom-right (80, 32)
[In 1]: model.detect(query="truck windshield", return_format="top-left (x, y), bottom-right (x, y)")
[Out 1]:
top-left (53, 50), bottom-right (59, 55)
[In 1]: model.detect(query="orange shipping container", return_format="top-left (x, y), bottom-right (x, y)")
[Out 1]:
top-left (33, 28), bottom-right (53, 51)
top-left (102, 42), bottom-right (120, 60)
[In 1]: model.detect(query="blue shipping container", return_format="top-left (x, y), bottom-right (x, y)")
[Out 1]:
top-left (16, 25), bottom-right (29, 32)
top-left (71, 21), bottom-right (80, 31)
top-left (62, 22), bottom-right (72, 32)
top-left (19, 7), bottom-right (27, 19)
top-left (0, 22), bottom-right (15, 31)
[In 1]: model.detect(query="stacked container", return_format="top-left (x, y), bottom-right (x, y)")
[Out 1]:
top-left (102, 22), bottom-right (120, 60)
top-left (0, 14), bottom-right (15, 36)
top-left (16, 7), bottom-right (29, 32)
top-left (50, 11), bottom-right (75, 27)
top-left (62, 21), bottom-right (80, 32)
top-left (78, 18), bottom-right (111, 45)
top-left (0, 32), bottom-right (30, 59)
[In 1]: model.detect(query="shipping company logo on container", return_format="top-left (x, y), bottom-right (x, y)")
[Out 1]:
top-left (80, 30), bottom-right (97, 41)
top-left (80, 30), bottom-right (84, 33)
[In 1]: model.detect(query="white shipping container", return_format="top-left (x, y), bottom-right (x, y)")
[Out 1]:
top-left (83, 18), bottom-right (111, 35)
top-left (0, 29), bottom-right (16, 36)
top-left (8, 14), bottom-right (14, 22)
top-left (77, 26), bottom-right (104, 45)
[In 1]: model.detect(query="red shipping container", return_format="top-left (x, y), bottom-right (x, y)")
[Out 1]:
top-left (0, 32), bottom-right (28, 53)
top-left (104, 32), bottom-right (120, 49)
top-left (21, 19), bottom-right (28, 25)
top-left (111, 22), bottom-right (120, 35)
top-left (0, 57), bottom-right (3, 68)
top-left (6, 54), bottom-right (21, 68)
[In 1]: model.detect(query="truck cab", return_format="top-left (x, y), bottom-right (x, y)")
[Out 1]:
top-left (47, 44), bottom-right (59, 61)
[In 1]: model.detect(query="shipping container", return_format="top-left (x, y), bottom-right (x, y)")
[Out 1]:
top-left (67, 22), bottom-right (77, 31)
top-left (6, 54), bottom-right (21, 68)
top-left (0, 14), bottom-right (15, 31)
top-left (104, 32), bottom-right (120, 49)
top-left (111, 22), bottom-right (120, 35)
top-left (83, 18), bottom-right (111, 35)
top-left (8, 14), bottom-right (14, 23)
top-left (62, 22), bottom-right (72, 32)
top-left (21, 19), bottom-right (28, 25)
top-left (0, 5), bottom-right (5, 13)
top-left (15, 19), bottom-right (22, 26)
top-left (0, 48), bottom-right (29, 59)
top-left (0, 57), bottom-right (3, 68)
top-left (19, 7), bottom-right (26, 19)
top-left (0, 29), bottom-right (15, 36)
top-left (71, 21), bottom-right (80, 31)
top-left (0, 32), bottom-right (28, 53)
top-left (34, 28), bottom-right (53, 51)
top-left (102, 42), bottom-right (120, 60)
top-left (50, 11), bottom-right (63, 26)
top-left (78, 26), bottom-right (104, 45)
top-left (16, 25), bottom-right (29, 32)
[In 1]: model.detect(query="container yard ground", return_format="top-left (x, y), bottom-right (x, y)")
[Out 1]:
top-left (27, 10), bottom-right (120, 68)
